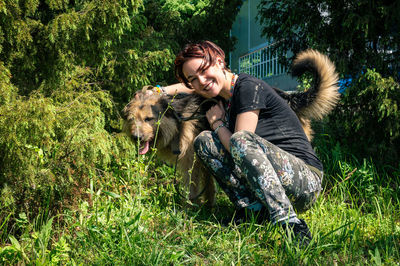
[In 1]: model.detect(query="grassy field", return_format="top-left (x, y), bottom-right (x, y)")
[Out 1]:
top-left (1, 137), bottom-right (399, 265)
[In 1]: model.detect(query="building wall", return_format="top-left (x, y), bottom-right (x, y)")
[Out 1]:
top-left (229, 0), bottom-right (298, 91)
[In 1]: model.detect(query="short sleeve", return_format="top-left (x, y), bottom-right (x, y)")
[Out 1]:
top-left (234, 80), bottom-right (269, 114)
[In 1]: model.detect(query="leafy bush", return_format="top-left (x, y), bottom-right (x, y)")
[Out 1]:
top-left (0, 63), bottom-right (17, 105)
top-left (0, 66), bottom-right (137, 235)
top-left (326, 69), bottom-right (400, 165)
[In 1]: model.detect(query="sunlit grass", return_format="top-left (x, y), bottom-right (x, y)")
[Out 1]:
top-left (1, 139), bottom-right (399, 265)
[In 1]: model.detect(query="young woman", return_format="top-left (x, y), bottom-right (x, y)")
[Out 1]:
top-left (157, 40), bottom-right (323, 245)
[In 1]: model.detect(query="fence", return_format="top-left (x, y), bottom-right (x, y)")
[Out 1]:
top-left (238, 44), bottom-right (286, 79)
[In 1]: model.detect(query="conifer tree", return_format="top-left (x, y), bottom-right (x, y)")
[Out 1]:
top-left (0, 0), bottom-right (242, 233)
top-left (0, 0), bottom-right (242, 104)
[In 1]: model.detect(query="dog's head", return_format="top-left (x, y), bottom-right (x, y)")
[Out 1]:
top-left (122, 93), bottom-right (177, 154)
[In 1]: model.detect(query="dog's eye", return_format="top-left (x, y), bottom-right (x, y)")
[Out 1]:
top-left (144, 117), bottom-right (154, 122)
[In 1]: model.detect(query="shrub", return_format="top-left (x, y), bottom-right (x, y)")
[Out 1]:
top-left (0, 63), bottom-right (17, 105)
top-left (0, 67), bottom-right (136, 236)
top-left (326, 69), bottom-right (400, 165)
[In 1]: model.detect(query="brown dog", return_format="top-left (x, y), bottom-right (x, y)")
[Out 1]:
top-left (122, 49), bottom-right (340, 206)
top-left (122, 92), bottom-right (217, 206)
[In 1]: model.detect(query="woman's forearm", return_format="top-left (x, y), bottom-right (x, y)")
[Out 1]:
top-left (212, 121), bottom-right (232, 153)
top-left (163, 83), bottom-right (194, 95)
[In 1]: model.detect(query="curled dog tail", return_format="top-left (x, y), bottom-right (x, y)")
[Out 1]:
top-left (272, 50), bottom-right (340, 141)
top-left (289, 49), bottom-right (340, 120)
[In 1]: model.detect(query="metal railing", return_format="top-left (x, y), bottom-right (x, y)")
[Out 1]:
top-left (239, 44), bottom-right (286, 79)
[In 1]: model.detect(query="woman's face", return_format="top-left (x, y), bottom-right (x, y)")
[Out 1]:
top-left (182, 57), bottom-right (226, 98)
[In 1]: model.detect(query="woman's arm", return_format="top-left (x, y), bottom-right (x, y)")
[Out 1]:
top-left (218, 110), bottom-right (260, 151)
top-left (207, 102), bottom-right (260, 152)
top-left (136, 83), bottom-right (193, 99)
top-left (163, 83), bottom-right (194, 95)
top-left (235, 110), bottom-right (259, 133)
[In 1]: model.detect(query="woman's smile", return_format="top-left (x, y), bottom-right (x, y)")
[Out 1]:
top-left (203, 81), bottom-right (214, 91)
top-left (182, 57), bottom-right (231, 99)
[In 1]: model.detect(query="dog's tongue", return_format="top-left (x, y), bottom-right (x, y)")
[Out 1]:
top-left (139, 141), bottom-right (150, 155)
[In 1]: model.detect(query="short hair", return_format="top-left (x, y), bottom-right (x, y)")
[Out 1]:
top-left (174, 40), bottom-right (227, 88)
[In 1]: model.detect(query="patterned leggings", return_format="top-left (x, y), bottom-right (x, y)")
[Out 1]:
top-left (194, 130), bottom-right (323, 224)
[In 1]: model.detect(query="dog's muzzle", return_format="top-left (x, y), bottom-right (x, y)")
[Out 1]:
top-left (130, 134), bottom-right (152, 155)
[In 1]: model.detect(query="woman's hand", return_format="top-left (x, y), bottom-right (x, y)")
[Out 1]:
top-left (206, 101), bottom-right (225, 130)
top-left (134, 86), bottom-right (156, 100)
top-left (206, 101), bottom-right (232, 151)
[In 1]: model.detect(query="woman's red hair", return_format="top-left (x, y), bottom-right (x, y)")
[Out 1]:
top-left (174, 41), bottom-right (227, 88)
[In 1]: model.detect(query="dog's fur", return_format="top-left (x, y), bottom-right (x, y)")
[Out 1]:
top-left (275, 49), bottom-right (340, 140)
top-left (122, 49), bottom-right (340, 206)
top-left (122, 91), bottom-right (217, 206)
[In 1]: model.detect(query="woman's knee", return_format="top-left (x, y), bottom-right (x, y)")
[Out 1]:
top-left (193, 130), bottom-right (213, 157)
top-left (230, 130), bottom-right (253, 145)
top-left (229, 130), bottom-right (255, 153)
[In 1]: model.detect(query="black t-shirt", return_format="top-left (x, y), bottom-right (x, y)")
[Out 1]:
top-left (228, 73), bottom-right (323, 171)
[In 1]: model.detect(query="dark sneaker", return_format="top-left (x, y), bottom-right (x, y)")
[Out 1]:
top-left (221, 207), bottom-right (270, 226)
top-left (282, 219), bottom-right (312, 248)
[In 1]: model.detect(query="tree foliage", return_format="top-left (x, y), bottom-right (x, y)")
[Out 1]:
top-left (0, 0), bottom-right (242, 104)
top-left (257, 0), bottom-right (400, 166)
top-left (257, 0), bottom-right (400, 78)
top-left (0, 0), bottom-right (169, 103)
top-left (144, 0), bottom-right (242, 55)
top-left (0, 0), bottom-right (242, 234)
top-left (326, 69), bottom-right (400, 164)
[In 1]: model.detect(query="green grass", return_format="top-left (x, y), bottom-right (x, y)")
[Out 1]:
top-left (1, 140), bottom-right (400, 265)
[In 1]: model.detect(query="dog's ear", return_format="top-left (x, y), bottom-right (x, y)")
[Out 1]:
top-left (151, 97), bottom-right (171, 119)
top-left (156, 97), bottom-right (172, 115)
top-left (121, 110), bottom-right (127, 120)
top-left (151, 103), bottom-right (162, 118)
top-left (132, 86), bottom-right (155, 101)
top-left (142, 85), bottom-right (155, 94)
top-left (159, 97), bottom-right (170, 109)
